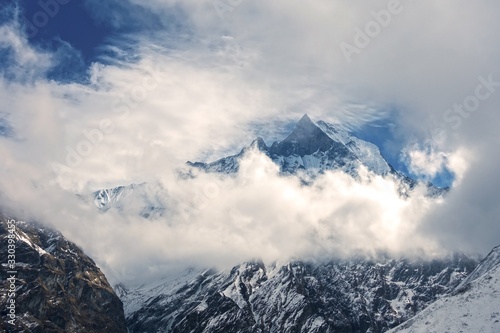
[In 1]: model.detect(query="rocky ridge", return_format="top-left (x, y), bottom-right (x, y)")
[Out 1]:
top-left (0, 215), bottom-right (127, 333)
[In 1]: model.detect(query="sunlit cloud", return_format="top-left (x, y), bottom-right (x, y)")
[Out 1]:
top-left (0, 0), bottom-right (499, 285)
top-left (402, 144), bottom-right (449, 179)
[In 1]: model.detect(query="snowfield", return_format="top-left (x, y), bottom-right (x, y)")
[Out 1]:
top-left (389, 246), bottom-right (500, 333)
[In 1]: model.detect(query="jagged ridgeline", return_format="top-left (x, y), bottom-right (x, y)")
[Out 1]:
top-left (188, 114), bottom-right (396, 178)
top-left (121, 256), bottom-right (479, 333)
top-left (92, 115), bottom-right (446, 215)
top-left (3, 115), bottom-right (497, 333)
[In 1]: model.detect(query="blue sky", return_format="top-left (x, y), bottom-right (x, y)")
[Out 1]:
top-left (8, 0), bottom-right (172, 81)
top-left (1, 0), bottom-right (500, 274)
top-left (0, 0), bottom-right (457, 187)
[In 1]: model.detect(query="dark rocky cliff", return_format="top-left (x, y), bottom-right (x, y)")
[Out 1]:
top-left (0, 216), bottom-right (127, 333)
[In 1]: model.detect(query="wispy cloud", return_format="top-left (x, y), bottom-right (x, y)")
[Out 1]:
top-left (0, 0), bottom-right (500, 284)
top-left (402, 144), bottom-right (449, 179)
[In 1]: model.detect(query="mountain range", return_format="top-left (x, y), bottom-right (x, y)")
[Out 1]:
top-left (1, 115), bottom-right (497, 332)
top-left (120, 255), bottom-right (478, 333)
top-left (93, 115), bottom-right (445, 215)
top-left (3, 215), bottom-right (499, 332)
top-left (188, 114), bottom-right (392, 177)
top-left (192, 115), bottom-right (448, 196)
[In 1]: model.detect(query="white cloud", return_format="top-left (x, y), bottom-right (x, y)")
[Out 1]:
top-left (15, 150), bottom-right (443, 285)
top-left (402, 145), bottom-right (449, 179)
top-left (0, 25), bottom-right (52, 80)
top-left (0, 0), bottom-right (500, 284)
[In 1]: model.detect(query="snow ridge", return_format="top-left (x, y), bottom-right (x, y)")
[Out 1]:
top-left (185, 115), bottom-right (444, 198)
top-left (122, 255), bottom-right (478, 333)
top-left (388, 245), bottom-right (500, 333)
top-left (189, 114), bottom-right (392, 176)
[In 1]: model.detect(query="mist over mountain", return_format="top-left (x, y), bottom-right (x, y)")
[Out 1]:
top-left (1, 1), bottom-right (500, 331)
top-left (65, 115), bottom-right (455, 286)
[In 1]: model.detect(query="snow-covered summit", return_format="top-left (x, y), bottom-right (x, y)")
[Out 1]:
top-left (269, 114), bottom-right (340, 157)
top-left (189, 114), bottom-right (392, 176)
top-left (91, 115), bottom-right (443, 214)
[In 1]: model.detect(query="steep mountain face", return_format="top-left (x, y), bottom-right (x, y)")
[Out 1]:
top-left (121, 255), bottom-right (478, 333)
top-left (90, 115), bottom-right (443, 213)
top-left (268, 115), bottom-right (361, 174)
top-left (388, 245), bottom-right (500, 333)
top-left (76, 114), bottom-right (462, 333)
top-left (314, 121), bottom-right (392, 176)
top-left (93, 183), bottom-right (140, 210)
top-left (188, 114), bottom-right (391, 177)
top-left (187, 115), bottom-right (444, 197)
top-left (0, 217), bottom-right (127, 333)
top-left (91, 181), bottom-right (167, 218)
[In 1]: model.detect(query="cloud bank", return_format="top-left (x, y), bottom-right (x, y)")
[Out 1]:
top-left (0, 0), bottom-right (499, 284)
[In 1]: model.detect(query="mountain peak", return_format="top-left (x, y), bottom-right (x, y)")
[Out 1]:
top-left (269, 115), bottom-right (339, 157)
top-left (249, 137), bottom-right (268, 151)
top-left (295, 114), bottom-right (315, 130)
top-left (287, 114), bottom-right (324, 141)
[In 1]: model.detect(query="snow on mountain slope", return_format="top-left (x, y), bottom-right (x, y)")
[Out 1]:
top-left (0, 217), bottom-right (127, 332)
top-left (189, 114), bottom-right (391, 177)
top-left (456, 244), bottom-right (500, 289)
top-left (186, 114), bottom-right (444, 198)
top-left (94, 183), bottom-right (138, 210)
top-left (267, 114), bottom-right (360, 174)
top-left (388, 245), bottom-right (500, 333)
top-left (120, 255), bottom-right (478, 333)
top-left (89, 115), bottom-right (446, 215)
top-left (91, 182), bottom-right (168, 218)
top-left (316, 120), bottom-right (391, 175)
top-left (117, 267), bottom-right (206, 319)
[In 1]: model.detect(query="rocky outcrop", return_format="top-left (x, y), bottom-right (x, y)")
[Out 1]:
top-left (0, 216), bottom-right (127, 333)
top-left (123, 255), bottom-right (478, 333)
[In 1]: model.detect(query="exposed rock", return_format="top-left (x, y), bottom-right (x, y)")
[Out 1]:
top-left (123, 255), bottom-right (478, 333)
top-left (0, 216), bottom-right (127, 333)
